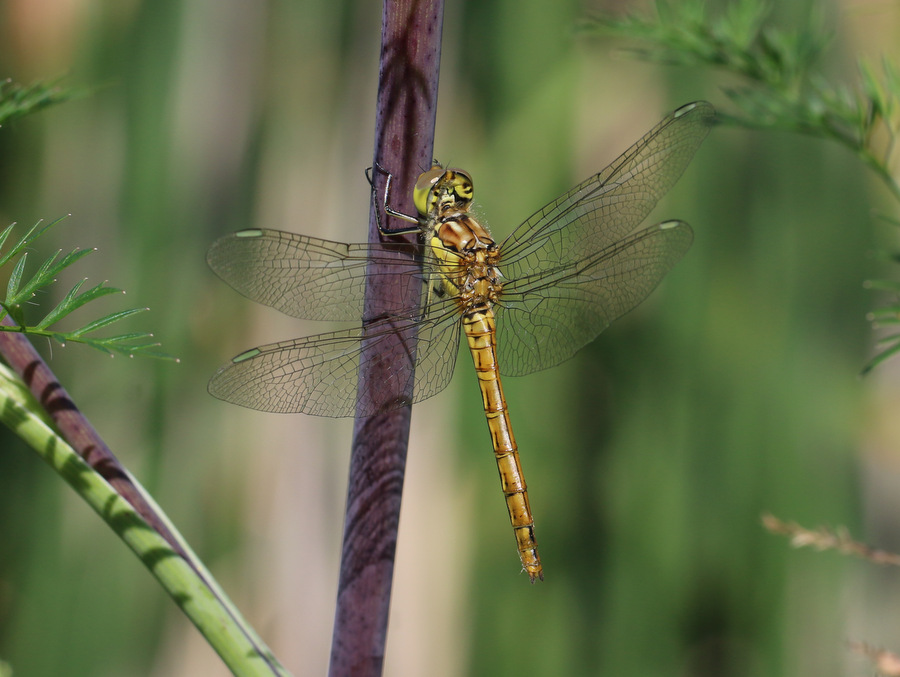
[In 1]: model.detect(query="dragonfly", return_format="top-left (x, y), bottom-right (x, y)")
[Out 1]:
top-left (207, 100), bottom-right (715, 582)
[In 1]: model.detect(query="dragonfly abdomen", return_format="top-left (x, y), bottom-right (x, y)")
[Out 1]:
top-left (463, 306), bottom-right (543, 582)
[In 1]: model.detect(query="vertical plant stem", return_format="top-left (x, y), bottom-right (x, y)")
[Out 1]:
top-left (328, 0), bottom-right (444, 675)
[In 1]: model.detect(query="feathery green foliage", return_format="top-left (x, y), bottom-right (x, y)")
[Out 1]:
top-left (0, 218), bottom-right (177, 360)
top-left (864, 212), bottom-right (900, 374)
top-left (585, 0), bottom-right (900, 373)
top-left (0, 78), bottom-right (80, 126)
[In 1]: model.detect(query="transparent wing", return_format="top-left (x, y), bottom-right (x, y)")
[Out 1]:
top-left (495, 215), bottom-right (693, 376)
top-left (496, 220), bottom-right (692, 375)
top-left (490, 101), bottom-right (713, 376)
top-left (208, 305), bottom-right (463, 417)
top-left (207, 103), bottom-right (712, 410)
top-left (499, 101), bottom-right (713, 264)
top-left (207, 229), bottom-right (424, 321)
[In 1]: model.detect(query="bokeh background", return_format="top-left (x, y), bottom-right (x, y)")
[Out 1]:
top-left (1, 0), bottom-right (898, 675)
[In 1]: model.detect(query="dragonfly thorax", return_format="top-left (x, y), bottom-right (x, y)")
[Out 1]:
top-left (435, 216), bottom-right (494, 252)
top-left (430, 214), bottom-right (502, 310)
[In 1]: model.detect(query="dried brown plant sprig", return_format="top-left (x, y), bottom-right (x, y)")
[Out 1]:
top-left (849, 641), bottom-right (900, 676)
top-left (762, 513), bottom-right (900, 566)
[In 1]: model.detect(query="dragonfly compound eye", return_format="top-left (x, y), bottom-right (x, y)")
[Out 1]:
top-left (414, 166), bottom-right (445, 216)
top-left (447, 169), bottom-right (474, 205)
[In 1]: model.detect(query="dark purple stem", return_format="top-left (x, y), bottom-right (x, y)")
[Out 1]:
top-left (0, 316), bottom-right (186, 557)
top-left (328, 0), bottom-right (443, 675)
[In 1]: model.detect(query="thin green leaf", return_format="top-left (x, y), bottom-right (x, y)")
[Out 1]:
top-left (10, 249), bottom-right (62, 304)
top-left (4, 220), bottom-right (54, 266)
top-left (863, 339), bottom-right (900, 375)
top-left (69, 307), bottom-right (150, 337)
top-left (33, 278), bottom-right (87, 329)
top-left (6, 253), bottom-right (28, 301)
top-left (14, 247), bottom-right (96, 304)
top-left (0, 223), bottom-right (18, 257)
top-left (35, 280), bottom-right (124, 330)
top-left (0, 216), bottom-right (70, 273)
top-left (139, 349), bottom-right (180, 361)
top-left (101, 331), bottom-right (156, 341)
top-left (75, 335), bottom-right (177, 362)
top-left (87, 332), bottom-right (157, 345)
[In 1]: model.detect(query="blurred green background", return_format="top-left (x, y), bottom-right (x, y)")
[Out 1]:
top-left (0, 0), bottom-right (897, 675)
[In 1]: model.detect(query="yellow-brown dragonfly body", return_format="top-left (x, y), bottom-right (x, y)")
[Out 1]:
top-left (415, 165), bottom-right (541, 578)
top-left (207, 101), bottom-right (715, 582)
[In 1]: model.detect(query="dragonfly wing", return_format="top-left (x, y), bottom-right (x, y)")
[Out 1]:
top-left (208, 307), bottom-right (462, 417)
top-left (496, 221), bottom-right (693, 376)
top-left (207, 229), bottom-right (424, 322)
top-left (499, 101), bottom-right (713, 264)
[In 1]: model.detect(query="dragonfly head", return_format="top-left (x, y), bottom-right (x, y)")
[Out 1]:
top-left (414, 165), bottom-right (474, 217)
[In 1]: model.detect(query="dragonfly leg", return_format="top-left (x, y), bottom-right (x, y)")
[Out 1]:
top-left (367, 163), bottom-right (421, 235)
